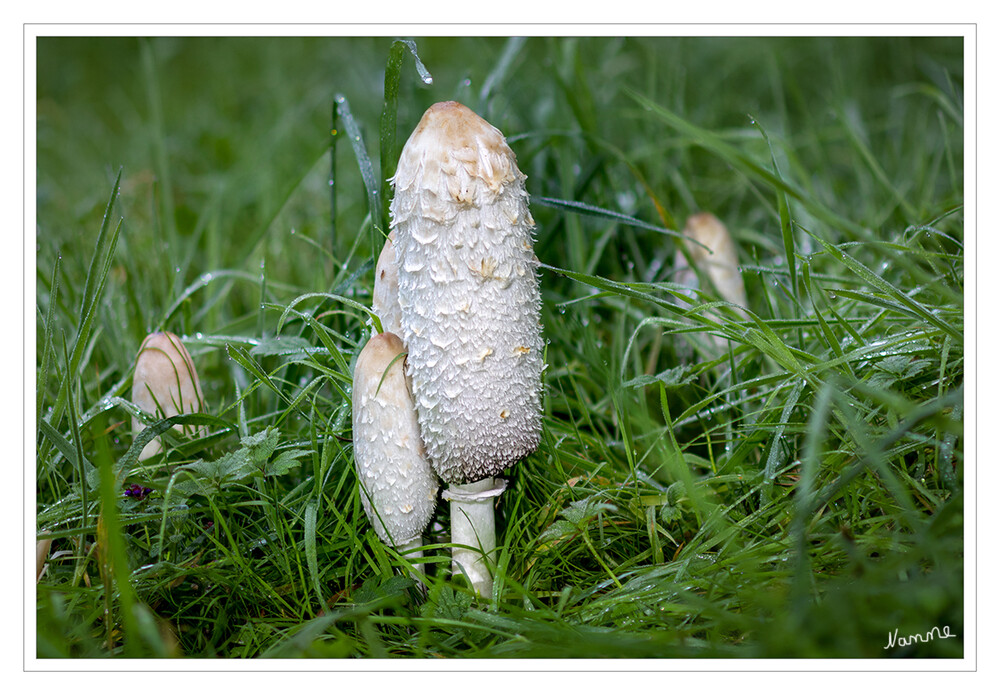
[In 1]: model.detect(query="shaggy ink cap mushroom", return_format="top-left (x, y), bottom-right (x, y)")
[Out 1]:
top-left (675, 212), bottom-right (747, 314)
top-left (390, 101), bottom-right (545, 486)
top-left (131, 332), bottom-right (207, 460)
top-left (352, 332), bottom-right (439, 551)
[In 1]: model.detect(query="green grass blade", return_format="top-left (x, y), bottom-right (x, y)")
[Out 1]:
top-left (533, 195), bottom-right (691, 244)
top-left (335, 94), bottom-right (383, 264)
top-left (48, 171), bottom-right (123, 432)
top-left (626, 88), bottom-right (869, 240)
top-left (478, 36), bottom-right (526, 111)
top-left (37, 254), bottom-right (61, 436)
top-left (813, 236), bottom-right (963, 342)
top-left (380, 39), bottom-right (432, 234)
top-left (304, 499), bottom-right (324, 610)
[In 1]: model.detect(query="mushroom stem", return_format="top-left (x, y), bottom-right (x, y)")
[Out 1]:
top-left (442, 477), bottom-right (506, 597)
top-left (393, 536), bottom-right (428, 587)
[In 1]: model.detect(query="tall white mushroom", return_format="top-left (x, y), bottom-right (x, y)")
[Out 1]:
top-left (131, 331), bottom-right (207, 461)
top-left (390, 101), bottom-right (544, 596)
top-left (352, 332), bottom-right (439, 566)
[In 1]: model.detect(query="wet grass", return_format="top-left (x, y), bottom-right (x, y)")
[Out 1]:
top-left (34, 35), bottom-right (964, 659)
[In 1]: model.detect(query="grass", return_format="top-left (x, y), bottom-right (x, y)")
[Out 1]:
top-left (34, 35), bottom-right (964, 659)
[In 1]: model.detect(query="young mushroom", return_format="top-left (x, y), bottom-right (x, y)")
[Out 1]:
top-left (36, 532), bottom-right (53, 581)
top-left (352, 332), bottom-right (439, 568)
top-left (674, 212), bottom-right (748, 355)
top-left (674, 212), bottom-right (748, 314)
top-left (131, 331), bottom-right (207, 461)
top-left (390, 101), bottom-right (545, 596)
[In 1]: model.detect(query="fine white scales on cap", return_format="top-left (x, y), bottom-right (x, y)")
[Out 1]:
top-left (390, 101), bottom-right (544, 485)
top-left (352, 332), bottom-right (439, 549)
top-left (131, 331), bottom-right (206, 460)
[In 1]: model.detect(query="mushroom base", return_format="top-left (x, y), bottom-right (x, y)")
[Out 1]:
top-left (395, 536), bottom-right (428, 589)
top-left (442, 477), bottom-right (507, 597)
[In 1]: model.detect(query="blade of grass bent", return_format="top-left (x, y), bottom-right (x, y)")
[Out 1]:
top-left (627, 89), bottom-right (868, 241)
top-left (335, 94), bottom-right (383, 267)
top-left (37, 255), bottom-right (61, 437)
top-left (813, 235), bottom-right (963, 342)
top-left (380, 39), bottom-right (432, 235)
top-left (48, 171), bottom-right (123, 432)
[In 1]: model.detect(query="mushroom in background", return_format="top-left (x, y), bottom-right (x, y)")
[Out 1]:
top-left (389, 101), bottom-right (545, 597)
top-left (36, 532), bottom-right (53, 581)
top-left (352, 332), bottom-right (439, 566)
top-left (674, 213), bottom-right (748, 356)
top-left (674, 212), bottom-right (747, 314)
top-left (131, 331), bottom-right (207, 461)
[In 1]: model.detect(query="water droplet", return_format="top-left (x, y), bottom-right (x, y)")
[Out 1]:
top-left (422, 75), bottom-right (433, 85)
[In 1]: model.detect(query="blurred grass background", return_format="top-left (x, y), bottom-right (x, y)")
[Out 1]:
top-left (35, 35), bottom-right (964, 659)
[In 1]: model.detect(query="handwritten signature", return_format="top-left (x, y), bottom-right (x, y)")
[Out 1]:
top-left (884, 625), bottom-right (957, 650)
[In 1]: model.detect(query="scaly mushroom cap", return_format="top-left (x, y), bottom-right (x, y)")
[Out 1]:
top-left (390, 101), bottom-right (544, 485)
top-left (372, 231), bottom-right (402, 337)
top-left (675, 212), bottom-right (747, 312)
top-left (131, 331), bottom-right (206, 460)
top-left (352, 332), bottom-right (439, 547)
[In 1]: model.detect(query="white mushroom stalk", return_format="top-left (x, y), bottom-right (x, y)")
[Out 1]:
top-left (352, 332), bottom-right (439, 572)
top-left (131, 331), bottom-right (207, 461)
top-left (390, 101), bottom-right (544, 596)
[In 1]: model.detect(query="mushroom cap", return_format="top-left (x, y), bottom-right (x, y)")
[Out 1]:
top-left (390, 101), bottom-right (544, 485)
top-left (372, 230), bottom-right (402, 337)
top-left (131, 331), bottom-right (206, 459)
top-left (675, 212), bottom-right (747, 311)
top-left (352, 332), bottom-right (439, 547)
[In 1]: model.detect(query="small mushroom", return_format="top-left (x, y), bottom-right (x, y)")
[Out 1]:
top-left (352, 332), bottom-right (439, 563)
top-left (674, 212), bottom-right (747, 314)
top-left (372, 231), bottom-right (402, 337)
top-left (390, 101), bottom-right (544, 596)
top-left (131, 331), bottom-right (206, 461)
top-left (674, 212), bottom-right (748, 357)
top-left (36, 531), bottom-right (53, 581)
